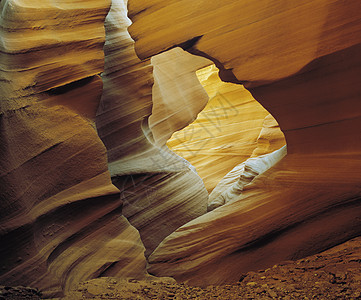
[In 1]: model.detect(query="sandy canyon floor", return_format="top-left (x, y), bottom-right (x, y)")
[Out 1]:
top-left (2, 236), bottom-right (361, 299)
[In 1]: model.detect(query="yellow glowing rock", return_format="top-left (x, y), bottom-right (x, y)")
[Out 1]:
top-left (251, 114), bottom-right (286, 158)
top-left (207, 112), bottom-right (286, 209)
top-left (150, 47), bottom-right (211, 146)
top-left (208, 146), bottom-right (287, 211)
top-left (168, 65), bottom-right (285, 192)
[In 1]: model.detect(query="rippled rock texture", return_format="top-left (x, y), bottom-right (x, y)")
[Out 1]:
top-left (0, 1), bottom-right (147, 297)
top-left (168, 64), bottom-right (285, 192)
top-left (1, 0), bottom-right (361, 296)
top-left (96, 0), bottom-right (208, 258)
top-left (0, 0), bottom-right (210, 296)
top-left (129, 0), bottom-right (361, 285)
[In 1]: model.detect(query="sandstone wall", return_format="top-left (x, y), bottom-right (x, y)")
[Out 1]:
top-left (2, 0), bottom-right (360, 293)
top-left (96, 0), bottom-right (208, 258)
top-left (149, 48), bottom-right (211, 146)
top-left (0, 1), bottom-right (211, 295)
top-left (0, 1), bottom-right (148, 297)
top-left (168, 64), bottom-right (285, 192)
top-left (128, 0), bottom-right (361, 285)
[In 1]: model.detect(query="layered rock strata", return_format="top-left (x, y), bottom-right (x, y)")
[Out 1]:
top-left (208, 114), bottom-right (286, 209)
top-left (128, 0), bottom-right (361, 285)
top-left (168, 64), bottom-right (285, 192)
top-left (149, 48), bottom-right (211, 147)
top-left (0, 0), bottom-right (148, 297)
top-left (0, 0), bottom-right (212, 296)
top-left (95, 0), bottom-right (208, 257)
top-left (208, 146), bottom-right (287, 211)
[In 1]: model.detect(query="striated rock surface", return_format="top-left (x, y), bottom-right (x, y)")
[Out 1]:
top-left (149, 154), bottom-right (361, 286)
top-left (129, 1), bottom-right (361, 85)
top-left (95, 0), bottom-right (208, 257)
top-left (251, 114), bottom-right (286, 158)
top-left (129, 0), bottom-right (361, 285)
top-left (208, 146), bottom-right (287, 211)
top-left (149, 48), bottom-right (211, 147)
top-left (2, 0), bottom-right (360, 295)
top-left (0, 0), bottom-right (148, 297)
top-left (168, 64), bottom-right (285, 192)
top-left (1, 1), bottom-right (212, 296)
top-left (208, 114), bottom-right (286, 210)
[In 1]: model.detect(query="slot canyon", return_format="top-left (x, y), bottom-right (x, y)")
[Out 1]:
top-left (0, 0), bottom-right (360, 299)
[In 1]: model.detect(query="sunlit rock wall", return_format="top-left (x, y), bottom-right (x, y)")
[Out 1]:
top-left (168, 64), bottom-right (285, 192)
top-left (0, 0), bottom-right (148, 297)
top-left (208, 146), bottom-right (287, 211)
top-left (129, 0), bottom-right (361, 285)
top-left (208, 113), bottom-right (286, 210)
top-left (149, 48), bottom-right (211, 146)
top-left (95, 0), bottom-right (208, 258)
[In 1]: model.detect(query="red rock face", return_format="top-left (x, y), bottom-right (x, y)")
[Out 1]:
top-left (250, 44), bottom-right (361, 155)
top-left (128, 0), bottom-right (361, 285)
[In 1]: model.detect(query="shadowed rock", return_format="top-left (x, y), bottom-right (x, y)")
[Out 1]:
top-left (128, 0), bottom-right (361, 285)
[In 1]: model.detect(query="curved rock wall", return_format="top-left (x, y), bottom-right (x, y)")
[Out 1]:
top-left (128, 0), bottom-right (361, 285)
top-left (208, 112), bottom-right (286, 209)
top-left (149, 47), bottom-right (211, 146)
top-left (208, 146), bottom-right (287, 211)
top-left (2, 0), bottom-right (360, 293)
top-left (168, 64), bottom-right (285, 192)
top-left (0, 1), bottom-right (148, 297)
top-left (0, 0), bottom-right (211, 295)
top-left (95, 0), bottom-right (208, 257)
